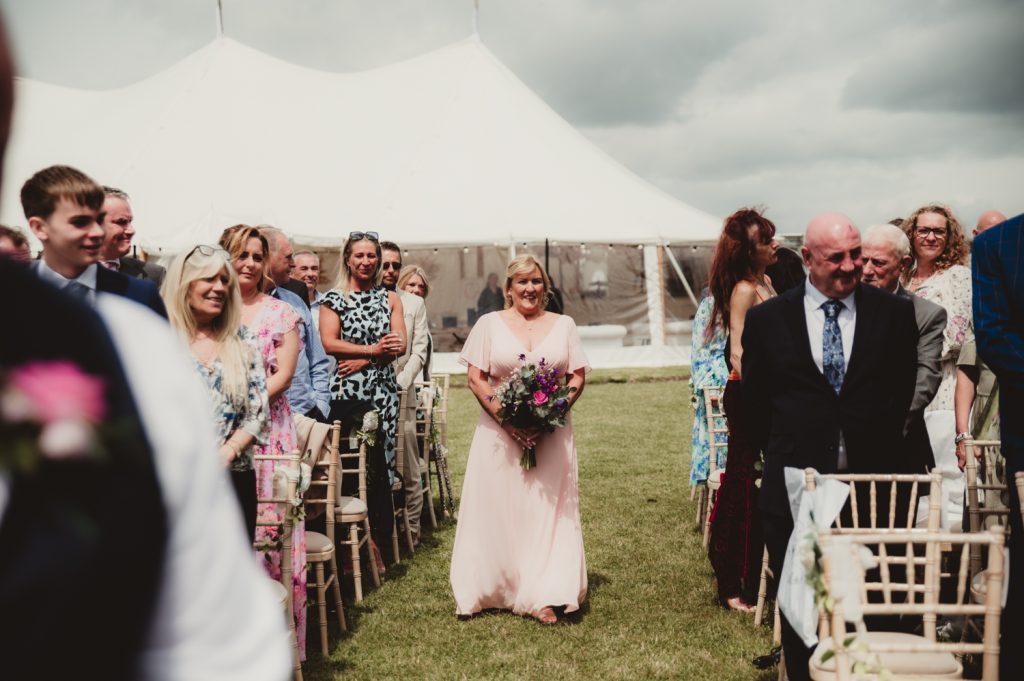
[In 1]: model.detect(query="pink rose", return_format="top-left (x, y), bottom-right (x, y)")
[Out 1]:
top-left (532, 390), bottom-right (548, 406)
top-left (8, 361), bottom-right (106, 424)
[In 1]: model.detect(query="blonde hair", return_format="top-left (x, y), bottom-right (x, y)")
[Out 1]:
top-left (333, 233), bottom-right (383, 295)
top-left (397, 264), bottom-right (430, 298)
top-left (503, 254), bottom-right (552, 308)
top-left (161, 246), bottom-right (252, 404)
top-left (218, 224), bottom-right (270, 292)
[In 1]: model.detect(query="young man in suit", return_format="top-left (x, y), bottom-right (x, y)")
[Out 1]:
top-left (98, 186), bottom-right (166, 287)
top-left (972, 212), bottom-right (1024, 677)
top-left (22, 165), bottom-right (166, 318)
top-left (742, 213), bottom-right (919, 681)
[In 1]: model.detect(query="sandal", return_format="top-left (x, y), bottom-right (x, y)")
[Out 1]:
top-left (720, 596), bottom-right (756, 613)
top-left (533, 606), bottom-right (557, 625)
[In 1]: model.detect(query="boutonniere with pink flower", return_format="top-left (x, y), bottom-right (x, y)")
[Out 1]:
top-left (0, 361), bottom-right (107, 474)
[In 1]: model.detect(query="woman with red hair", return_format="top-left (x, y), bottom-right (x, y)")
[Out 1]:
top-left (706, 207), bottom-right (780, 611)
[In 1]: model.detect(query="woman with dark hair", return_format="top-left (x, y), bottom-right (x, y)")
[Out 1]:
top-left (706, 207), bottom-right (779, 612)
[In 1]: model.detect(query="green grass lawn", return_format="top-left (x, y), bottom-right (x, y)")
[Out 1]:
top-left (304, 368), bottom-right (773, 680)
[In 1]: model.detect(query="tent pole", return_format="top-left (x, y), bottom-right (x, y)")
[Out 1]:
top-left (509, 241), bottom-right (517, 259)
top-left (643, 245), bottom-right (665, 347)
top-left (663, 244), bottom-right (699, 308)
top-left (216, 0), bottom-right (225, 37)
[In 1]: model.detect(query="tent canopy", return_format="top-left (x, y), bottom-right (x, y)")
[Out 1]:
top-left (1, 34), bottom-right (720, 253)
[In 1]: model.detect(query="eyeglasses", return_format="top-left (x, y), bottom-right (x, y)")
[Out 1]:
top-left (914, 227), bottom-right (948, 240)
top-left (185, 244), bottom-right (230, 262)
top-left (381, 262), bottom-right (402, 271)
top-left (349, 231), bottom-right (379, 241)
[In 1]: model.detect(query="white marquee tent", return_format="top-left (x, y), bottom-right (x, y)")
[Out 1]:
top-left (1, 31), bottom-right (722, 362)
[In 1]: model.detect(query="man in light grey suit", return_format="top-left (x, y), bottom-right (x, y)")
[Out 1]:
top-left (862, 223), bottom-right (945, 471)
top-left (382, 241), bottom-right (429, 541)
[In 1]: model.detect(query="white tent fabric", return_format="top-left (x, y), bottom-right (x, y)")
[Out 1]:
top-left (1, 34), bottom-right (720, 252)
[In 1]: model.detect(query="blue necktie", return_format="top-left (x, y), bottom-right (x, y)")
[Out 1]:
top-left (822, 300), bottom-right (845, 394)
top-left (64, 281), bottom-right (92, 301)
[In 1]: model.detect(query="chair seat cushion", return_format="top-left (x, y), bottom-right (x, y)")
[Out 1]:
top-left (809, 632), bottom-right (961, 680)
top-left (972, 569), bottom-right (987, 604)
top-left (707, 469), bottom-right (724, 489)
top-left (335, 495), bottom-right (368, 517)
top-left (306, 531), bottom-right (335, 559)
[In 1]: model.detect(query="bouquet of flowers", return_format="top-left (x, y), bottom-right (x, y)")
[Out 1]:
top-left (490, 355), bottom-right (577, 470)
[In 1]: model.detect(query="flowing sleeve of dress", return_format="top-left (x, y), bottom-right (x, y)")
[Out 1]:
top-left (564, 315), bottom-right (591, 374)
top-left (458, 312), bottom-right (492, 372)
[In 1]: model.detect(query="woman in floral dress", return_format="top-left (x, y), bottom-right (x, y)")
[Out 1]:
top-left (689, 293), bottom-right (729, 487)
top-left (219, 225), bottom-right (307, 658)
top-left (160, 244), bottom-right (269, 542)
top-left (901, 205), bottom-right (973, 525)
top-left (318, 231), bottom-right (406, 561)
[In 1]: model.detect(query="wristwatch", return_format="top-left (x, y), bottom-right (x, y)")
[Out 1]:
top-left (954, 432), bottom-right (970, 445)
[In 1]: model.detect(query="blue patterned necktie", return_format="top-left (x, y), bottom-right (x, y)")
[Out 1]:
top-left (822, 299), bottom-right (845, 394)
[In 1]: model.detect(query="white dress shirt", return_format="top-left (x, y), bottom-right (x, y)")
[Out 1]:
top-left (34, 259), bottom-right (99, 305)
top-left (98, 297), bottom-right (290, 681)
top-left (803, 277), bottom-right (857, 470)
top-left (803, 277), bottom-right (856, 373)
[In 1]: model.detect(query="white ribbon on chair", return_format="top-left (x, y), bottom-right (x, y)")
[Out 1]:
top-left (778, 467), bottom-right (850, 647)
top-left (272, 461), bottom-right (313, 505)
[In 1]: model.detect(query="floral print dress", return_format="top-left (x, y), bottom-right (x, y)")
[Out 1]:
top-left (913, 265), bottom-right (973, 412)
top-left (190, 327), bottom-right (269, 471)
top-left (247, 297), bottom-right (307, 660)
top-left (689, 295), bottom-right (729, 485)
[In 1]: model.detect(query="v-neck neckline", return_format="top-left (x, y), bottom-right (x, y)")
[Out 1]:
top-left (494, 312), bottom-right (560, 353)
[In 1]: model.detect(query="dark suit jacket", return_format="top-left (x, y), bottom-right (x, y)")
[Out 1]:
top-left (0, 261), bottom-right (166, 680)
top-left (281, 277), bottom-right (310, 306)
top-left (973, 213), bottom-right (1024, 458)
top-left (118, 255), bottom-right (166, 288)
top-left (896, 286), bottom-right (946, 473)
top-left (97, 264), bottom-right (168, 318)
top-left (742, 281), bottom-right (919, 515)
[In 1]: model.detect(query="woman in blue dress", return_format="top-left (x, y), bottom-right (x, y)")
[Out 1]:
top-left (690, 293), bottom-right (730, 486)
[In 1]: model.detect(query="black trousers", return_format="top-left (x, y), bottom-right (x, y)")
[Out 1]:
top-left (763, 511), bottom-right (813, 681)
top-left (229, 467), bottom-right (258, 544)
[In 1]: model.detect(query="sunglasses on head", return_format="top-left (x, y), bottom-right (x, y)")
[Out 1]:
top-left (349, 231), bottom-right (379, 242)
top-left (185, 244), bottom-right (230, 262)
top-left (381, 262), bottom-right (402, 271)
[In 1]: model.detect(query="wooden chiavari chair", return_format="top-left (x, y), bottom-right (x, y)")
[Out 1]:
top-left (700, 385), bottom-right (727, 550)
top-left (333, 424), bottom-right (381, 602)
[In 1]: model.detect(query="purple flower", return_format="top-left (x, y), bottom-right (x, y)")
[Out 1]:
top-left (518, 353), bottom-right (526, 362)
top-left (555, 398), bottom-right (568, 410)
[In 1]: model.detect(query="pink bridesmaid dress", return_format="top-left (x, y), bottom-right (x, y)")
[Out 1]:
top-left (450, 312), bottom-right (590, 617)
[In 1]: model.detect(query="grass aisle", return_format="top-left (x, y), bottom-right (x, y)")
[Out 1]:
top-left (305, 369), bottom-right (773, 680)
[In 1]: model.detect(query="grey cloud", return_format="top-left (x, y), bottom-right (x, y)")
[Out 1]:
top-left (842, 3), bottom-right (1024, 114)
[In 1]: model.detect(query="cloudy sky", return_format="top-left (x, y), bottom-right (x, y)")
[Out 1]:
top-left (2, 0), bottom-right (1021, 233)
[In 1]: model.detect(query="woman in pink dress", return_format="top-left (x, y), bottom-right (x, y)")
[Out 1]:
top-left (450, 254), bottom-right (589, 625)
top-left (219, 225), bottom-right (307, 658)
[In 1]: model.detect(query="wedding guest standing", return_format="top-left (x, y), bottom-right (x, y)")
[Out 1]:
top-left (218, 224), bottom-right (307, 659)
top-left (743, 213), bottom-right (918, 681)
top-left (972, 213), bottom-right (1024, 679)
top-left (318, 231), bottom-right (405, 561)
top-left (689, 293), bottom-right (729, 487)
top-left (161, 244), bottom-right (269, 541)
top-left (476, 272), bottom-right (503, 316)
top-left (706, 207), bottom-right (779, 612)
top-left (399, 265), bottom-right (433, 381)
top-left (450, 254), bottom-right (589, 625)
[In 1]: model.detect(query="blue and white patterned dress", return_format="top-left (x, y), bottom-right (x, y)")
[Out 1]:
top-left (689, 295), bottom-right (730, 485)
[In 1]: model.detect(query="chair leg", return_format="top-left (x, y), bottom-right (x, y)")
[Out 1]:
top-left (391, 515), bottom-right (402, 563)
top-left (329, 554), bottom-right (347, 632)
top-left (349, 523), bottom-right (364, 603)
top-left (315, 562), bottom-right (329, 656)
top-left (702, 490), bottom-right (715, 550)
top-left (772, 603), bottom-right (782, 646)
top-left (695, 485), bottom-right (707, 531)
top-left (754, 547), bottom-right (770, 626)
top-left (364, 519), bottom-right (381, 588)
top-left (423, 473), bottom-right (438, 529)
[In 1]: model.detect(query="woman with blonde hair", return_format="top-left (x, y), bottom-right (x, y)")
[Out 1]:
top-left (398, 264), bottom-right (432, 380)
top-left (161, 244), bottom-right (269, 541)
top-left (450, 253), bottom-right (590, 625)
top-left (218, 224), bottom-right (308, 658)
top-left (319, 231), bottom-right (406, 562)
